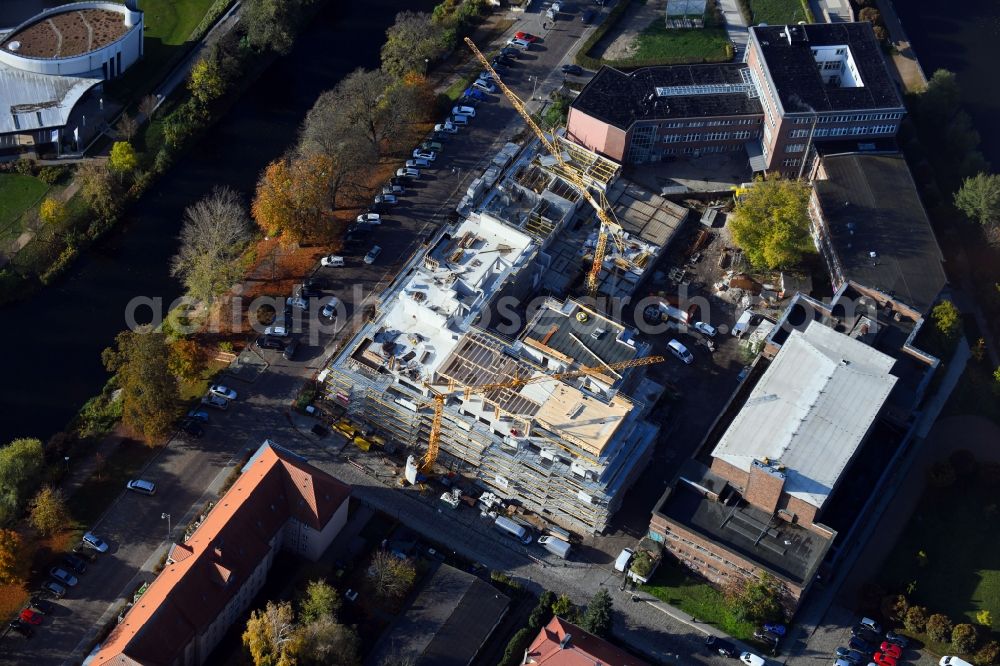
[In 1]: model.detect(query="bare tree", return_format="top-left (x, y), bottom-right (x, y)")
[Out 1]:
top-left (138, 94), bottom-right (159, 119)
top-left (366, 550), bottom-right (416, 602)
top-left (292, 616), bottom-right (361, 666)
top-left (171, 186), bottom-right (254, 302)
top-left (116, 113), bottom-right (139, 142)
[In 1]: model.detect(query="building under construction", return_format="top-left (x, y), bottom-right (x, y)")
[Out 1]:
top-left (322, 212), bottom-right (664, 534)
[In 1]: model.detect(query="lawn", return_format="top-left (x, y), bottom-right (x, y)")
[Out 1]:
top-left (748, 0), bottom-right (809, 25)
top-left (0, 173), bottom-right (49, 243)
top-left (641, 560), bottom-right (756, 640)
top-left (877, 465), bottom-right (1000, 634)
top-left (619, 21), bottom-right (732, 65)
top-left (107, 0), bottom-right (219, 102)
top-left (68, 439), bottom-right (160, 527)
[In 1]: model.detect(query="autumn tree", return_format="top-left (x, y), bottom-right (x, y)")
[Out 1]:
top-left (116, 113), bottom-right (139, 142)
top-left (580, 588), bottom-right (614, 638)
top-left (29, 486), bottom-right (69, 536)
top-left (953, 623), bottom-right (979, 653)
top-left (108, 141), bottom-right (138, 177)
top-left (299, 579), bottom-right (341, 623)
top-left (169, 338), bottom-right (208, 380)
top-left (102, 327), bottom-right (179, 442)
top-left (729, 175), bottom-right (814, 269)
top-left (243, 600), bottom-right (298, 666)
top-left (171, 186), bottom-right (254, 302)
top-left (367, 550), bottom-right (417, 602)
top-left (380, 12), bottom-right (448, 78)
top-left (77, 161), bottom-right (121, 221)
top-left (0, 438), bottom-right (45, 526)
top-left (927, 613), bottom-right (953, 642)
top-left (932, 300), bottom-right (961, 338)
top-left (139, 94), bottom-right (159, 119)
top-left (904, 605), bottom-right (929, 633)
top-left (39, 197), bottom-right (68, 226)
top-left (251, 154), bottom-right (333, 243)
top-left (188, 56), bottom-right (226, 106)
top-left (0, 529), bottom-right (21, 584)
top-left (724, 572), bottom-right (785, 624)
top-left (954, 172), bottom-right (1000, 230)
top-left (291, 616), bottom-right (361, 666)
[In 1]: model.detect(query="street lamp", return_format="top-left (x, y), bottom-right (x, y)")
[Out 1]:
top-left (161, 513), bottom-right (171, 541)
top-left (424, 58), bottom-right (429, 75)
top-left (64, 456), bottom-right (70, 473)
top-left (529, 76), bottom-right (539, 101)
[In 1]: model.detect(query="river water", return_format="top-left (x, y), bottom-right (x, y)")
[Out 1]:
top-left (895, 0), bottom-right (1000, 166)
top-left (0, 0), bottom-right (435, 444)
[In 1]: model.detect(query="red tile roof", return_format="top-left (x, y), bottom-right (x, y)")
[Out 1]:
top-left (523, 617), bottom-right (650, 666)
top-left (92, 442), bottom-right (350, 666)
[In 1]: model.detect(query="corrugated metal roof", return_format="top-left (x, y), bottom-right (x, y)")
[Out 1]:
top-left (0, 64), bottom-right (99, 134)
top-left (712, 321), bottom-right (897, 509)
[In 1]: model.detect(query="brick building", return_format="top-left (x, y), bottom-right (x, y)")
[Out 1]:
top-left (91, 441), bottom-right (351, 666)
top-left (522, 616), bottom-right (650, 665)
top-left (566, 22), bottom-right (905, 177)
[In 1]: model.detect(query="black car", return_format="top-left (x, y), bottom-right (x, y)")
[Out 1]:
top-left (705, 635), bottom-right (737, 657)
top-left (8, 620), bottom-right (33, 638)
top-left (282, 339), bottom-right (299, 361)
top-left (581, 8), bottom-right (595, 22)
top-left (255, 336), bottom-right (286, 351)
top-left (755, 629), bottom-right (781, 646)
top-left (500, 46), bottom-right (520, 58)
top-left (561, 64), bottom-right (584, 76)
top-left (180, 419), bottom-right (204, 439)
top-left (28, 597), bottom-right (53, 614)
top-left (850, 626), bottom-right (879, 643)
top-left (849, 636), bottom-right (875, 653)
top-left (298, 280), bottom-right (322, 299)
top-left (884, 631), bottom-right (909, 649)
top-left (62, 554), bottom-right (88, 575)
top-left (71, 546), bottom-right (97, 562)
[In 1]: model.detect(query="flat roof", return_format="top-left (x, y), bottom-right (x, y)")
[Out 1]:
top-left (814, 153), bottom-right (946, 313)
top-left (570, 64), bottom-right (763, 130)
top-left (750, 22), bottom-right (903, 113)
top-left (3, 8), bottom-right (128, 58)
top-left (712, 320), bottom-right (898, 509)
top-left (366, 563), bottom-right (509, 666)
top-left (608, 178), bottom-right (689, 247)
top-left (657, 480), bottom-right (832, 584)
top-left (521, 299), bottom-right (640, 372)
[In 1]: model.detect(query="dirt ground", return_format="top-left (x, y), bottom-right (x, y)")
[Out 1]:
top-left (593, 0), bottom-right (666, 61)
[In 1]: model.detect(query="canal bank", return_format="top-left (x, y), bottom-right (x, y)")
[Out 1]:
top-left (0, 0), bottom-right (437, 444)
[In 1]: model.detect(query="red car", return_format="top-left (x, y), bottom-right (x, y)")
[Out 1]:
top-left (19, 609), bottom-right (43, 626)
top-left (873, 652), bottom-right (898, 666)
top-left (514, 31), bottom-right (538, 42)
top-left (879, 643), bottom-right (902, 659)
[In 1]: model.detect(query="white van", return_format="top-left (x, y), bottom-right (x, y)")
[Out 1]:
top-left (940, 658), bottom-right (974, 666)
top-left (614, 547), bottom-right (634, 572)
top-left (537, 535), bottom-right (571, 559)
top-left (740, 653), bottom-right (766, 666)
top-left (732, 309), bottom-right (753, 337)
top-left (494, 516), bottom-right (533, 544)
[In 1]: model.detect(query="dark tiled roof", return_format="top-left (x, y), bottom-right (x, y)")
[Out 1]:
top-left (814, 153), bottom-right (947, 313)
top-left (751, 22), bottom-right (903, 113)
top-left (571, 64), bottom-right (763, 130)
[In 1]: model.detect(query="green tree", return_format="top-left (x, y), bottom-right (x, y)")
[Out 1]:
top-left (242, 600), bottom-right (298, 666)
top-left (28, 486), bottom-right (69, 536)
top-left (299, 579), bottom-right (341, 623)
top-left (39, 197), bottom-right (68, 226)
top-left (77, 160), bottom-right (121, 221)
top-left (977, 610), bottom-right (993, 628)
top-left (954, 173), bottom-right (1000, 228)
top-left (729, 176), bottom-right (814, 269)
top-left (724, 572), bottom-right (785, 624)
top-left (552, 594), bottom-right (576, 620)
top-left (108, 141), bottom-right (138, 176)
top-left (243, 0), bottom-right (299, 54)
top-left (932, 300), bottom-right (961, 338)
top-left (380, 11), bottom-right (448, 78)
top-left (170, 186), bottom-right (254, 302)
top-left (528, 591), bottom-right (556, 630)
top-left (188, 56), bottom-right (226, 105)
top-left (580, 588), bottom-right (614, 638)
top-left (291, 616), bottom-right (360, 666)
top-left (366, 550), bottom-right (417, 602)
top-left (0, 529), bottom-right (21, 584)
top-left (0, 438), bottom-right (45, 526)
top-left (904, 605), bottom-right (929, 633)
top-left (102, 327), bottom-right (179, 442)
top-left (926, 613), bottom-right (953, 642)
top-left (954, 624), bottom-right (979, 654)
top-left (499, 627), bottom-right (535, 666)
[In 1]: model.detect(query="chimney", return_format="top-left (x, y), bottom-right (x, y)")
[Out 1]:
top-left (745, 459), bottom-right (785, 513)
top-left (560, 634), bottom-right (572, 649)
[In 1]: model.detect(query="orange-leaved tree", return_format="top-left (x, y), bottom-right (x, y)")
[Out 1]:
top-left (251, 154), bottom-right (333, 243)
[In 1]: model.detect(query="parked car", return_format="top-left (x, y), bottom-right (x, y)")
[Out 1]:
top-left (694, 321), bottom-right (717, 337)
top-left (19, 609), bottom-right (43, 626)
top-left (256, 335), bottom-right (285, 350)
top-left (297, 279), bottom-right (321, 298)
top-left (412, 148), bottom-right (437, 160)
top-left (500, 46), bottom-right (521, 58)
top-left (851, 626), bottom-right (880, 643)
top-left (264, 324), bottom-right (289, 337)
top-left (49, 568), bottom-right (78, 587)
top-left (82, 532), bottom-right (109, 553)
top-left (40, 581), bottom-right (66, 599)
top-left (126, 479), bottom-right (156, 495)
top-left (406, 158), bottom-right (430, 168)
top-left (286, 295), bottom-right (309, 310)
top-left (849, 637), bottom-right (875, 653)
top-left (321, 254), bottom-right (345, 267)
top-left (201, 393), bottom-right (229, 410)
top-left (382, 183), bottom-right (405, 196)
top-left (884, 633), bottom-right (909, 649)
top-left (397, 167), bottom-right (421, 178)
top-left (421, 139), bottom-right (443, 152)
top-left (8, 620), bottom-right (34, 638)
top-left (755, 629), bottom-right (781, 647)
top-left (209, 384), bottom-right (237, 401)
top-left (613, 548), bottom-right (634, 572)
top-left (514, 31), bottom-right (538, 42)
top-left (452, 105), bottom-right (476, 118)
top-left (561, 64), bottom-right (584, 75)
top-left (186, 409), bottom-right (209, 423)
top-left (320, 296), bottom-right (341, 319)
top-left (62, 554), bottom-right (88, 575)
top-left (282, 340), bottom-right (299, 361)
top-left (374, 193), bottom-right (397, 205)
top-left (740, 653), bottom-right (766, 666)
top-left (356, 212), bottom-right (381, 225)
top-left (180, 418), bottom-right (204, 438)
top-left (879, 644), bottom-right (902, 659)
top-left (581, 8), bottom-right (595, 22)
top-left (860, 618), bottom-right (883, 634)
top-left (433, 122), bottom-right (458, 134)
top-left (872, 653), bottom-right (897, 666)
top-left (364, 246), bottom-right (382, 265)
top-left (28, 597), bottom-right (54, 614)
top-left (472, 78), bottom-right (497, 93)
top-left (705, 635), bottom-right (738, 657)
top-left (668, 338), bottom-right (694, 364)
top-left (71, 546), bottom-right (97, 563)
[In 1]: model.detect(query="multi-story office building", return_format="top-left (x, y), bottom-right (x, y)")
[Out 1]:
top-left (567, 22), bottom-right (905, 177)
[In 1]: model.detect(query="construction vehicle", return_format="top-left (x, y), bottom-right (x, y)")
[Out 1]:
top-left (464, 37), bottom-right (635, 296)
top-left (404, 355), bottom-right (664, 484)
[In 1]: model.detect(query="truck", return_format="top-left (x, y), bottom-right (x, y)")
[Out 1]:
top-left (537, 535), bottom-right (571, 559)
top-left (494, 516), bottom-right (533, 544)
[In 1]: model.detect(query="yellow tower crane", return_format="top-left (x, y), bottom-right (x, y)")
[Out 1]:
top-left (405, 355), bottom-right (665, 482)
top-left (463, 37), bottom-right (629, 295)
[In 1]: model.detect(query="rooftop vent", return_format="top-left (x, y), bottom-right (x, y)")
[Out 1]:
top-left (7, 41), bottom-right (20, 52)
top-left (560, 634), bottom-right (573, 649)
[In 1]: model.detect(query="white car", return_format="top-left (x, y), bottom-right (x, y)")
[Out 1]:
top-left (406, 158), bottom-right (430, 168)
top-left (201, 394), bottom-right (229, 410)
top-left (82, 532), bottom-right (109, 553)
top-left (740, 653), bottom-right (766, 666)
top-left (452, 105), bottom-right (476, 118)
top-left (472, 79), bottom-right (496, 93)
top-left (209, 384), bottom-right (237, 401)
top-left (668, 338), bottom-right (694, 364)
top-left (412, 149), bottom-right (436, 161)
top-left (264, 325), bottom-right (288, 337)
top-left (321, 255), bottom-right (344, 267)
top-left (364, 245), bottom-right (382, 265)
top-left (320, 296), bottom-right (341, 319)
top-left (693, 321), bottom-right (717, 337)
top-left (397, 167), bottom-right (420, 178)
top-left (374, 193), bottom-right (397, 205)
top-left (286, 295), bottom-right (308, 310)
top-left (356, 212), bottom-right (381, 225)
top-left (506, 37), bottom-right (531, 49)
top-left (434, 122), bottom-right (458, 134)
top-left (125, 479), bottom-right (157, 495)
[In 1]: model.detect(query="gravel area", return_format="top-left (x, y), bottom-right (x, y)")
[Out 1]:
top-left (594, 0), bottom-right (666, 61)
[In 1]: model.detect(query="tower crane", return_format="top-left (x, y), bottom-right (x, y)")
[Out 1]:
top-left (464, 37), bottom-right (630, 295)
top-left (404, 355), bottom-right (665, 483)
